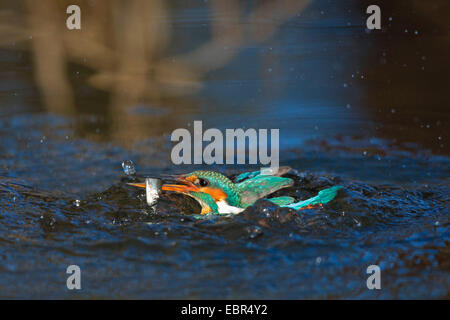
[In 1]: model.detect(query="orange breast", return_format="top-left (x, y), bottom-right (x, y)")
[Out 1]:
top-left (200, 187), bottom-right (227, 201)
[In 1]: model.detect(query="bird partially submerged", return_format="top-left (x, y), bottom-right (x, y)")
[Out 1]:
top-left (129, 167), bottom-right (342, 215)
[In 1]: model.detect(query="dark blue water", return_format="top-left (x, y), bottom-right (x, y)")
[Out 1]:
top-left (0, 0), bottom-right (449, 298)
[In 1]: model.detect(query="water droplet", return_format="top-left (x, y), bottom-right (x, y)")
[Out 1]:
top-left (435, 221), bottom-right (440, 226)
top-left (247, 226), bottom-right (262, 239)
top-left (315, 257), bottom-right (322, 265)
top-left (74, 199), bottom-right (81, 207)
top-left (122, 160), bottom-right (136, 176)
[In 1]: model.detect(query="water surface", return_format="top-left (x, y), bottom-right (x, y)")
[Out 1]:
top-left (0, 0), bottom-right (449, 299)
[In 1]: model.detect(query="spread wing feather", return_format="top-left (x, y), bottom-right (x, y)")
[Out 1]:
top-left (234, 166), bottom-right (292, 183)
top-left (237, 175), bottom-right (294, 207)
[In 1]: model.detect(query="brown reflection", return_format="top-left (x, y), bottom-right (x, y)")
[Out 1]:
top-left (27, 0), bottom-right (75, 114)
top-left (0, 0), bottom-right (310, 144)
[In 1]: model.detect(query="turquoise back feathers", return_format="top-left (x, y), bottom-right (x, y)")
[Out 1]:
top-left (237, 175), bottom-right (294, 207)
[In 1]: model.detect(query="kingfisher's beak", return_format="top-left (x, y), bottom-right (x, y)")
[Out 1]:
top-left (128, 176), bottom-right (200, 194)
top-left (161, 183), bottom-right (199, 193)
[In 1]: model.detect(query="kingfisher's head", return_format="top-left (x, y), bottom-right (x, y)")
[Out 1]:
top-left (131, 171), bottom-right (241, 214)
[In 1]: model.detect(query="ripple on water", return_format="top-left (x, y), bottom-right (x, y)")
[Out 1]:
top-left (0, 114), bottom-right (449, 299)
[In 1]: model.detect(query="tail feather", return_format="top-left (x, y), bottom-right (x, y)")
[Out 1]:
top-left (284, 186), bottom-right (343, 210)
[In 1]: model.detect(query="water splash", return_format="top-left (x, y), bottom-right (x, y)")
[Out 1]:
top-left (246, 225), bottom-right (263, 239)
top-left (122, 160), bottom-right (136, 176)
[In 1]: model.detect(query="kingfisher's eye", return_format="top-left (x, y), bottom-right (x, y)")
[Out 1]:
top-left (198, 178), bottom-right (209, 187)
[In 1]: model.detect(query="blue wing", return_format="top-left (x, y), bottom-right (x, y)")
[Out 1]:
top-left (237, 175), bottom-right (294, 207)
top-left (234, 166), bottom-right (292, 183)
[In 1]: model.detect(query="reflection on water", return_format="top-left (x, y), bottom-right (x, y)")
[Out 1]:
top-left (0, 0), bottom-right (449, 299)
top-left (1, 0), bottom-right (311, 142)
top-left (0, 0), bottom-right (447, 153)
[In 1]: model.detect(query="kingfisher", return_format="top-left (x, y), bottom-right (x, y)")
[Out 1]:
top-left (129, 167), bottom-right (342, 215)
